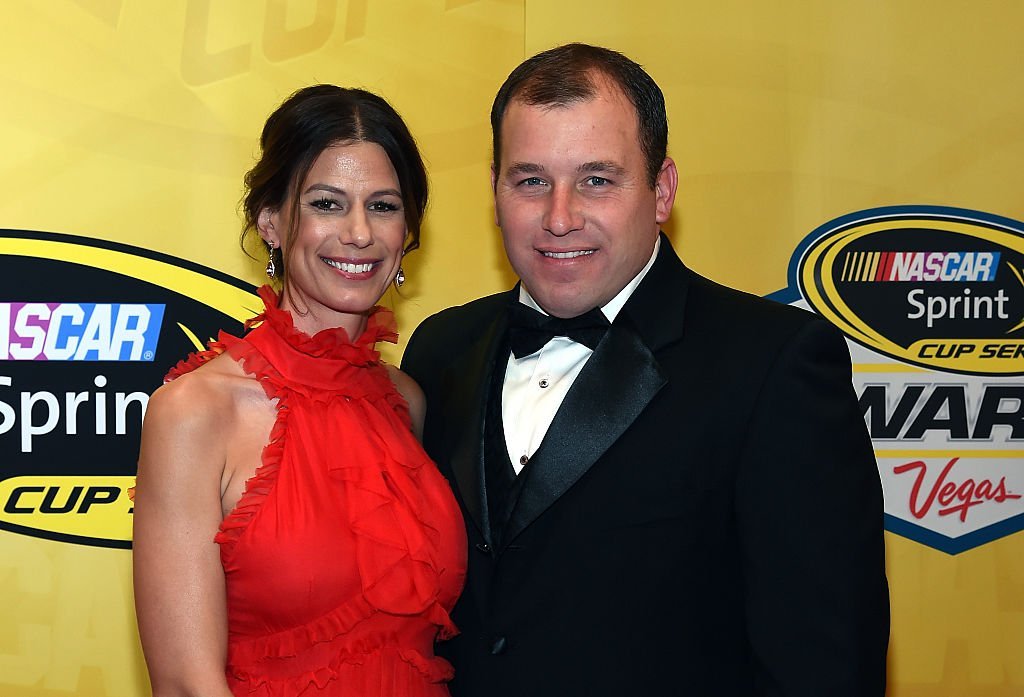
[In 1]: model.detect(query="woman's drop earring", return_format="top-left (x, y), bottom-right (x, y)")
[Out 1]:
top-left (265, 241), bottom-right (277, 278)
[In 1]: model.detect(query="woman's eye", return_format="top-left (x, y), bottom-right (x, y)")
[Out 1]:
top-left (369, 200), bottom-right (400, 213)
top-left (311, 197), bottom-right (339, 211)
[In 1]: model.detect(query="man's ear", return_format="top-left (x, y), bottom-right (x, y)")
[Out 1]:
top-left (654, 157), bottom-right (678, 225)
top-left (257, 207), bottom-right (282, 248)
top-left (491, 163), bottom-right (500, 227)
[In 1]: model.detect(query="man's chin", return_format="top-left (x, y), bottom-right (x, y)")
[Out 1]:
top-left (530, 292), bottom-right (603, 319)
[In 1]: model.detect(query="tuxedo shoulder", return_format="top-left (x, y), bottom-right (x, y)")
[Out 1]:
top-left (685, 269), bottom-right (841, 343)
top-left (403, 291), bottom-right (510, 369)
top-left (410, 292), bottom-right (509, 340)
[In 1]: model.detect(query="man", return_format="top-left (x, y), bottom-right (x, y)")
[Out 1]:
top-left (403, 43), bottom-right (889, 696)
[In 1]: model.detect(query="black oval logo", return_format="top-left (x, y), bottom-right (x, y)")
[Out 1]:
top-left (0, 229), bottom-right (258, 547)
top-left (798, 207), bottom-right (1024, 375)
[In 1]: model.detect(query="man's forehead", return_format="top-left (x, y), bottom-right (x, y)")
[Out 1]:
top-left (510, 77), bottom-right (633, 116)
top-left (499, 93), bottom-right (641, 166)
top-left (504, 85), bottom-right (638, 144)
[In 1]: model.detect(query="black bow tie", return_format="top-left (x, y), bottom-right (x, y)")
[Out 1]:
top-left (507, 302), bottom-right (611, 359)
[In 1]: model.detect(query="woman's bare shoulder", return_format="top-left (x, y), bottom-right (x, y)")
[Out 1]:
top-left (151, 353), bottom-right (256, 414)
top-left (142, 353), bottom-right (268, 463)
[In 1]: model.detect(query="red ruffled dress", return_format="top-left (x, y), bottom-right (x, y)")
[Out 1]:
top-left (167, 287), bottom-right (466, 696)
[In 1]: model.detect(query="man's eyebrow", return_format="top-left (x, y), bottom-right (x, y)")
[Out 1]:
top-left (505, 162), bottom-right (545, 176)
top-left (579, 161), bottom-right (626, 176)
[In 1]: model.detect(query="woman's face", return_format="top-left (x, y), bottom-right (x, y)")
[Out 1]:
top-left (259, 141), bottom-right (407, 337)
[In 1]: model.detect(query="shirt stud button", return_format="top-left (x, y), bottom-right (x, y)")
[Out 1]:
top-left (519, 454), bottom-right (529, 466)
top-left (538, 378), bottom-right (550, 388)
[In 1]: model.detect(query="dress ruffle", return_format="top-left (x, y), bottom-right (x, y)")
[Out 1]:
top-left (330, 402), bottom-right (458, 636)
top-left (210, 332), bottom-right (459, 638)
top-left (165, 285), bottom-right (465, 695)
top-left (229, 645), bottom-right (454, 696)
top-left (249, 284), bottom-right (398, 365)
top-left (164, 338), bottom-right (228, 381)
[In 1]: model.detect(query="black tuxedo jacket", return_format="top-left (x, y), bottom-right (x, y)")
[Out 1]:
top-left (402, 237), bottom-right (889, 696)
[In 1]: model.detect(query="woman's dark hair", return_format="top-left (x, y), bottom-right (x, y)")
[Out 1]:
top-left (490, 43), bottom-right (668, 188)
top-left (242, 85), bottom-right (428, 275)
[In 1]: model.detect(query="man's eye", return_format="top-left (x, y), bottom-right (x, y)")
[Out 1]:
top-left (520, 177), bottom-right (546, 187)
top-left (585, 176), bottom-right (609, 186)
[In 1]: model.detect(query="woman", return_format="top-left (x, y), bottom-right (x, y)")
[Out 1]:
top-left (133, 85), bottom-right (466, 697)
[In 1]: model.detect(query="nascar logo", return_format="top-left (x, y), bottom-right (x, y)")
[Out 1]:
top-left (0, 302), bottom-right (164, 361)
top-left (796, 207), bottom-right (1024, 375)
top-left (840, 251), bottom-right (1001, 282)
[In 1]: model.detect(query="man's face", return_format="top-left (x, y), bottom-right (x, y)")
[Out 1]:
top-left (492, 79), bottom-right (676, 318)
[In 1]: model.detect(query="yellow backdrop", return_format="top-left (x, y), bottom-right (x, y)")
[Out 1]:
top-left (0, 1), bottom-right (1021, 695)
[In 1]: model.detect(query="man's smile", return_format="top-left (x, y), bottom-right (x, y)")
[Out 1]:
top-left (539, 249), bottom-right (596, 259)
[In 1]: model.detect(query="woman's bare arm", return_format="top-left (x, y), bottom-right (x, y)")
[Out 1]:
top-left (133, 374), bottom-right (235, 697)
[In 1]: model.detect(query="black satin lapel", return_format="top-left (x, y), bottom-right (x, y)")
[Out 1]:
top-left (502, 324), bottom-right (667, 546)
top-left (620, 233), bottom-right (690, 353)
top-left (446, 314), bottom-right (507, 546)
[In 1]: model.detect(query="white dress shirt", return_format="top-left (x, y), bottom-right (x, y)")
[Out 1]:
top-left (503, 237), bottom-right (661, 473)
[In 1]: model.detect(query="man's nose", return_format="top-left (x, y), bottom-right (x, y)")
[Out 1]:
top-left (542, 186), bottom-right (583, 236)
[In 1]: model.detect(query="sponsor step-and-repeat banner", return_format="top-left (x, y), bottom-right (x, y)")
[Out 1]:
top-left (3, 1), bottom-right (1023, 695)
top-left (776, 206), bottom-right (1023, 555)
